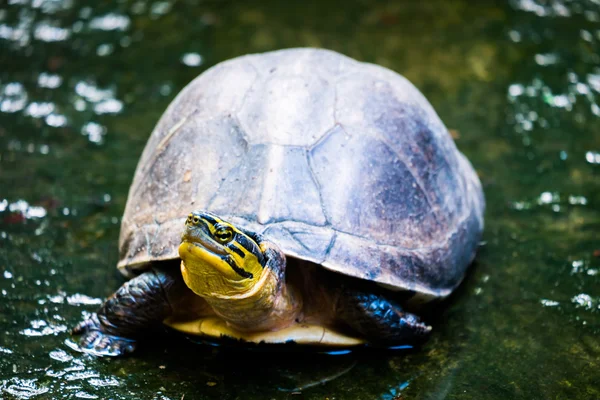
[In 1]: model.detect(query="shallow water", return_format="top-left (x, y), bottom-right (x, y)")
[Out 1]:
top-left (1, 0), bottom-right (599, 399)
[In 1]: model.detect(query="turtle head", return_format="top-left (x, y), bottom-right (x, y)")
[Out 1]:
top-left (178, 211), bottom-right (265, 297)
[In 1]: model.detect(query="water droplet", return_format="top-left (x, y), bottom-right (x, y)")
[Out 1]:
top-left (75, 391), bottom-right (98, 399)
top-left (1, 82), bottom-right (28, 113)
top-left (151, 1), bottom-right (172, 17)
top-left (66, 294), bottom-right (103, 306)
top-left (37, 72), bottom-right (62, 88)
top-left (159, 83), bottom-right (172, 96)
top-left (81, 122), bottom-right (106, 143)
top-left (508, 83), bottom-right (524, 97)
top-left (49, 349), bottom-right (73, 362)
top-left (568, 195), bottom-right (587, 205)
top-left (508, 30), bottom-right (521, 42)
top-left (65, 371), bottom-right (100, 381)
top-left (93, 99), bottom-right (123, 114)
top-left (540, 299), bottom-right (559, 307)
top-left (45, 113), bottom-right (67, 127)
top-left (538, 191), bottom-right (555, 204)
top-left (89, 13), bottom-right (130, 31)
top-left (572, 293), bottom-right (594, 309)
top-left (88, 377), bottom-right (121, 387)
top-left (96, 43), bottom-right (114, 57)
top-left (585, 151), bottom-right (600, 164)
top-left (34, 22), bottom-right (70, 42)
top-left (24, 102), bottom-right (55, 118)
top-left (1, 378), bottom-right (49, 399)
top-left (7, 200), bottom-right (47, 219)
top-left (74, 81), bottom-right (114, 103)
top-left (534, 53), bottom-right (559, 66)
top-left (569, 260), bottom-right (581, 273)
top-left (580, 29), bottom-right (593, 42)
top-left (181, 52), bottom-right (203, 67)
top-left (20, 317), bottom-right (69, 338)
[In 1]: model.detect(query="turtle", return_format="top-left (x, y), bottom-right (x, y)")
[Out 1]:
top-left (71, 48), bottom-right (485, 357)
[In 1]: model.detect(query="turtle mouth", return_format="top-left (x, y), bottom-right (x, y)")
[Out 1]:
top-left (179, 226), bottom-right (249, 282)
top-left (182, 227), bottom-right (228, 256)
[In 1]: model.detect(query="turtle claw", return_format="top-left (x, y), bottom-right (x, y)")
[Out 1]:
top-left (71, 314), bottom-right (137, 357)
top-left (71, 316), bottom-right (96, 335)
top-left (78, 332), bottom-right (136, 357)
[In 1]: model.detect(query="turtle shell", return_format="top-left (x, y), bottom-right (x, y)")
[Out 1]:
top-left (118, 48), bottom-right (485, 298)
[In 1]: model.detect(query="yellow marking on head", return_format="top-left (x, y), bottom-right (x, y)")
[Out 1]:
top-left (179, 212), bottom-right (266, 298)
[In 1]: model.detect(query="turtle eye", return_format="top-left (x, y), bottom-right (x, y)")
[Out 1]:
top-left (214, 226), bottom-right (233, 243)
top-left (192, 215), bottom-right (200, 225)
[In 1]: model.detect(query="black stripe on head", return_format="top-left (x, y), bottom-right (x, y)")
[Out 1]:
top-left (195, 218), bottom-right (211, 231)
top-left (223, 255), bottom-right (253, 279)
top-left (227, 243), bottom-right (246, 258)
top-left (235, 234), bottom-right (265, 266)
top-left (199, 214), bottom-right (218, 225)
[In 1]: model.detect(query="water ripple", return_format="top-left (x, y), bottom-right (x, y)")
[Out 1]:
top-left (1, 378), bottom-right (49, 399)
top-left (19, 319), bottom-right (67, 337)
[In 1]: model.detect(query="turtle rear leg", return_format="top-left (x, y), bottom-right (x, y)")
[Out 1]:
top-left (71, 266), bottom-right (185, 357)
top-left (335, 287), bottom-right (431, 345)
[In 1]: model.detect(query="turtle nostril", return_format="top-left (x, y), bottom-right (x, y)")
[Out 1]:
top-left (192, 216), bottom-right (200, 225)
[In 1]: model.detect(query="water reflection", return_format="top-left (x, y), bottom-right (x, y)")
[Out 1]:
top-left (1, 378), bottom-right (49, 399)
top-left (2, 200), bottom-right (47, 219)
top-left (0, 82), bottom-right (27, 113)
top-left (89, 14), bottom-right (130, 32)
top-left (586, 150), bottom-right (600, 164)
top-left (181, 52), bottom-right (203, 67)
top-left (33, 21), bottom-right (69, 42)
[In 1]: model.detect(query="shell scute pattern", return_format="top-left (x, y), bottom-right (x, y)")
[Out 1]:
top-left (118, 49), bottom-right (484, 298)
top-left (308, 124), bottom-right (435, 248)
top-left (261, 222), bottom-right (336, 264)
top-left (133, 57), bottom-right (258, 174)
top-left (244, 48), bottom-right (358, 85)
top-left (132, 117), bottom-right (249, 223)
top-left (209, 144), bottom-right (326, 226)
top-left (236, 74), bottom-right (336, 147)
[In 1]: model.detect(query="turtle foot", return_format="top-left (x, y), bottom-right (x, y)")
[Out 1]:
top-left (336, 289), bottom-right (432, 345)
top-left (71, 314), bottom-right (137, 357)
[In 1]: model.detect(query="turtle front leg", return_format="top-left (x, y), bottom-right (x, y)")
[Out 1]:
top-left (335, 288), bottom-right (432, 346)
top-left (71, 267), bottom-right (182, 357)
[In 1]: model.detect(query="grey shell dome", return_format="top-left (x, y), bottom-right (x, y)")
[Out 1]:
top-left (118, 48), bottom-right (485, 298)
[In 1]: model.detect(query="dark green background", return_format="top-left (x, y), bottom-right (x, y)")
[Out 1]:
top-left (0, 0), bottom-right (599, 399)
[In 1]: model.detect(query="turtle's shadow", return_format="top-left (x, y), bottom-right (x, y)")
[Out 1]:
top-left (133, 330), bottom-right (422, 396)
